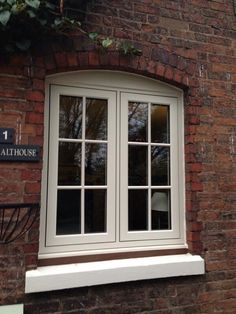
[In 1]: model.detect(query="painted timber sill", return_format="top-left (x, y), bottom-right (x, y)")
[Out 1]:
top-left (25, 254), bottom-right (205, 293)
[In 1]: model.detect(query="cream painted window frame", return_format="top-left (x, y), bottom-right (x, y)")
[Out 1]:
top-left (46, 85), bottom-right (116, 247)
top-left (120, 92), bottom-right (180, 242)
top-left (39, 71), bottom-right (186, 259)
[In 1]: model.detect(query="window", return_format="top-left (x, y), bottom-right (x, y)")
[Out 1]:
top-left (40, 71), bottom-right (186, 258)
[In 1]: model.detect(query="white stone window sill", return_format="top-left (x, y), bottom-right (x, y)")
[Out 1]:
top-left (25, 254), bottom-right (205, 293)
top-left (0, 304), bottom-right (23, 314)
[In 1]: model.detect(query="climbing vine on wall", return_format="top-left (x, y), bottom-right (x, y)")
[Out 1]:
top-left (0, 0), bottom-right (141, 55)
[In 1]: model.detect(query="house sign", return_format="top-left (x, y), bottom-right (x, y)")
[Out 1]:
top-left (0, 128), bottom-right (40, 162)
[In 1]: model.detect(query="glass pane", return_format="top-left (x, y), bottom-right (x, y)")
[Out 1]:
top-left (129, 145), bottom-right (148, 186)
top-left (58, 142), bottom-right (81, 185)
top-left (151, 105), bottom-right (169, 143)
top-left (85, 189), bottom-right (106, 233)
top-left (59, 95), bottom-right (83, 139)
top-left (85, 143), bottom-right (107, 185)
top-left (129, 190), bottom-right (148, 231)
top-left (151, 189), bottom-right (171, 230)
top-left (86, 98), bottom-right (107, 140)
top-left (128, 102), bottom-right (148, 142)
top-left (151, 146), bottom-right (170, 186)
top-left (56, 189), bottom-right (81, 235)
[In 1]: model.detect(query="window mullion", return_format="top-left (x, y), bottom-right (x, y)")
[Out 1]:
top-left (81, 96), bottom-right (86, 235)
top-left (148, 102), bottom-right (151, 231)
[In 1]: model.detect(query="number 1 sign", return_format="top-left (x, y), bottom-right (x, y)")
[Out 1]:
top-left (0, 128), bottom-right (14, 144)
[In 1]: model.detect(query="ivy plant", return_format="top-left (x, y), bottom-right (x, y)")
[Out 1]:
top-left (0, 0), bottom-right (141, 56)
top-left (88, 32), bottom-right (142, 56)
top-left (0, 0), bottom-right (81, 53)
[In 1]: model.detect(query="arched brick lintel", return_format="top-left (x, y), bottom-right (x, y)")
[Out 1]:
top-left (44, 50), bottom-right (198, 91)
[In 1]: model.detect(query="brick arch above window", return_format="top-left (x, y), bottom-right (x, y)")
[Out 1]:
top-left (42, 49), bottom-right (197, 90)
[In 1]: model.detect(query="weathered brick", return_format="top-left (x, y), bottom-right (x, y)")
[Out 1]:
top-left (78, 52), bottom-right (89, 67)
top-left (25, 182), bottom-right (41, 194)
top-left (25, 90), bottom-right (44, 102)
top-left (67, 52), bottom-right (79, 67)
top-left (25, 112), bottom-right (44, 124)
top-left (55, 52), bottom-right (68, 68)
top-left (88, 51), bottom-right (100, 66)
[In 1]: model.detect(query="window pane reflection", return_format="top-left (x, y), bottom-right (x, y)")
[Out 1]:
top-left (85, 143), bottom-right (107, 185)
top-left (56, 189), bottom-right (81, 235)
top-left (129, 145), bottom-right (148, 186)
top-left (85, 189), bottom-right (106, 233)
top-left (129, 190), bottom-right (148, 231)
top-left (58, 142), bottom-right (81, 185)
top-left (86, 98), bottom-right (107, 140)
top-left (59, 96), bottom-right (83, 139)
top-left (128, 102), bottom-right (148, 142)
top-left (151, 105), bottom-right (169, 143)
top-left (151, 146), bottom-right (170, 186)
top-left (151, 189), bottom-right (171, 230)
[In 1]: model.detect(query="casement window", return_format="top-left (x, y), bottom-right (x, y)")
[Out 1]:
top-left (40, 71), bottom-right (186, 258)
top-left (28, 71), bottom-right (204, 293)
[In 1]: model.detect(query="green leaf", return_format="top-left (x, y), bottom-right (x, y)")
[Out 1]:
top-left (11, 3), bottom-right (27, 14)
top-left (120, 41), bottom-right (130, 54)
top-left (117, 41), bottom-right (142, 56)
top-left (53, 18), bottom-right (62, 27)
top-left (0, 10), bottom-right (11, 26)
top-left (133, 48), bottom-right (142, 56)
top-left (38, 18), bottom-right (47, 26)
top-left (25, 0), bottom-right (40, 9)
top-left (89, 32), bottom-right (98, 41)
top-left (15, 39), bottom-right (31, 50)
top-left (102, 38), bottom-right (113, 49)
top-left (45, 1), bottom-right (56, 10)
top-left (7, 0), bottom-right (15, 5)
top-left (11, 4), bottom-right (19, 13)
top-left (27, 9), bottom-right (36, 18)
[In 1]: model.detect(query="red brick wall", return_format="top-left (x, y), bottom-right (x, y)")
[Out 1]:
top-left (0, 0), bottom-right (236, 312)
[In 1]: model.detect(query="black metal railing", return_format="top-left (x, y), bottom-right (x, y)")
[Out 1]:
top-left (0, 203), bottom-right (39, 244)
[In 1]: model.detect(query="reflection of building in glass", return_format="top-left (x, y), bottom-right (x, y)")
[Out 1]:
top-left (151, 191), bottom-right (170, 230)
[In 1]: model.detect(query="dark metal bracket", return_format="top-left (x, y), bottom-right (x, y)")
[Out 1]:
top-left (0, 203), bottom-right (39, 244)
